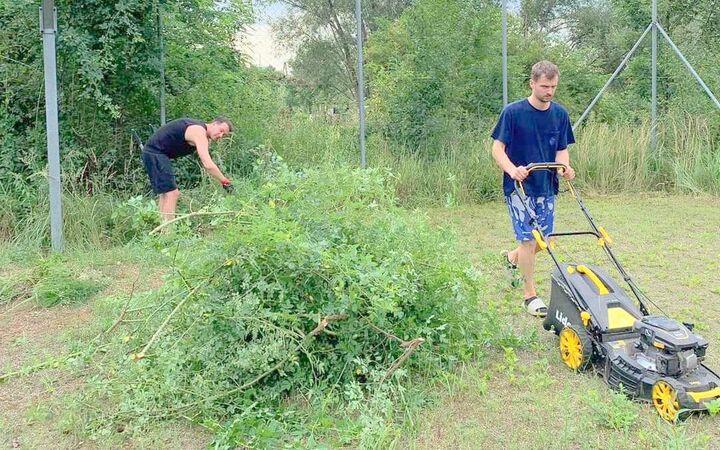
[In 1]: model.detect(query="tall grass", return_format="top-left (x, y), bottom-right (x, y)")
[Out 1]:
top-left (1, 190), bottom-right (120, 248)
top-left (572, 117), bottom-right (719, 194)
top-left (266, 114), bottom-right (500, 205)
top-left (665, 116), bottom-right (720, 194)
top-left (1, 114), bottom-right (716, 247)
top-left (570, 122), bottom-right (654, 193)
top-left (266, 113), bottom-right (719, 203)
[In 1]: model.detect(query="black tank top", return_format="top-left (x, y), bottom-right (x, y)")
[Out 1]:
top-left (144, 118), bottom-right (206, 159)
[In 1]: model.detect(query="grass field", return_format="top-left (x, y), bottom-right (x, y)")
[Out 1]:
top-left (411, 193), bottom-right (720, 449)
top-left (1, 193), bottom-right (719, 448)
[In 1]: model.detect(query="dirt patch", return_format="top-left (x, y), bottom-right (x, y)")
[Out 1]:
top-left (0, 369), bottom-right (92, 449)
top-left (99, 263), bottom-right (165, 298)
top-left (0, 260), bottom-right (210, 449)
top-left (0, 367), bottom-right (212, 449)
top-left (0, 303), bottom-right (92, 371)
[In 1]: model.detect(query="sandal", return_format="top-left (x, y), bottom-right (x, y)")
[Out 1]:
top-left (524, 296), bottom-right (547, 318)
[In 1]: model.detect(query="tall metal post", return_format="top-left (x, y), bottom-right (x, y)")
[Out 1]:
top-left (355, 0), bottom-right (366, 168)
top-left (158, 0), bottom-right (166, 125)
top-left (501, 0), bottom-right (508, 106)
top-left (651, 0), bottom-right (657, 149)
top-left (40, 1), bottom-right (64, 252)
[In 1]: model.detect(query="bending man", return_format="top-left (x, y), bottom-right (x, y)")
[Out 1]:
top-left (141, 117), bottom-right (233, 222)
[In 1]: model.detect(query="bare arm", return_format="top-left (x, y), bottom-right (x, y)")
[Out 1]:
top-left (185, 125), bottom-right (228, 183)
top-left (491, 139), bottom-right (528, 181)
top-left (555, 148), bottom-right (575, 180)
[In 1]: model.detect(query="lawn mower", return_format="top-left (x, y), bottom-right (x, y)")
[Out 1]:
top-left (514, 162), bottom-right (720, 421)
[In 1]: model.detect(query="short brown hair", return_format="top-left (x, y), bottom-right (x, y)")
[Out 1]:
top-left (212, 116), bottom-right (233, 133)
top-left (530, 61), bottom-right (559, 82)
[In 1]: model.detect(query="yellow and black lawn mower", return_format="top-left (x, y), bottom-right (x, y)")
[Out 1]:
top-left (515, 163), bottom-right (720, 421)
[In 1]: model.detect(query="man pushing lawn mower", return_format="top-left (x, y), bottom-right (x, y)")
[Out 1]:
top-left (491, 60), bottom-right (576, 317)
top-left (140, 117), bottom-right (234, 223)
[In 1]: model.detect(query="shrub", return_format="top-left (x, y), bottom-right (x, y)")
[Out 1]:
top-left (86, 151), bottom-right (493, 443)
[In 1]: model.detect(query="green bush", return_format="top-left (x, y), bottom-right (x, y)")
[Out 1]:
top-left (86, 152), bottom-right (493, 444)
top-left (109, 196), bottom-right (162, 243)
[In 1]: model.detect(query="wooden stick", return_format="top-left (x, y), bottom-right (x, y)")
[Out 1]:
top-left (132, 282), bottom-right (204, 360)
top-left (149, 210), bottom-right (247, 235)
top-left (362, 317), bottom-right (404, 343)
top-left (132, 263), bottom-right (229, 360)
top-left (105, 268), bottom-right (141, 334)
top-left (381, 337), bottom-right (425, 383)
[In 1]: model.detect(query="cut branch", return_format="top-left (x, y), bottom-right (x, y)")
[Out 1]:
top-left (149, 211), bottom-right (247, 235)
top-left (381, 337), bottom-right (425, 383)
top-left (105, 268), bottom-right (141, 334)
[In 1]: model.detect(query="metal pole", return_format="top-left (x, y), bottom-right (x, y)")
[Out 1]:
top-left (40, 1), bottom-right (64, 252)
top-left (355, 0), bottom-right (366, 168)
top-left (574, 23), bottom-right (653, 130)
top-left (158, 0), bottom-right (166, 125)
top-left (657, 23), bottom-right (720, 110)
top-left (501, 0), bottom-right (507, 106)
top-left (651, 0), bottom-right (657, 149)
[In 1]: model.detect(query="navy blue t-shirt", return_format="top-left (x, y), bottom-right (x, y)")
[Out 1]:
top-left (491, 99), bottom-right (575, 196)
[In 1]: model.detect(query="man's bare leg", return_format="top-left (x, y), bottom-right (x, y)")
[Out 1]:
top-left (510, 240), bottom-right (538, 299)
top-left (158, 189), bottom-right (180, 223)
top-left (508, 236), bottom-right (555, 295)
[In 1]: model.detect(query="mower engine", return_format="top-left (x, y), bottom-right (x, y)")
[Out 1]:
top-left (633, 315), bottom-right (709, 377)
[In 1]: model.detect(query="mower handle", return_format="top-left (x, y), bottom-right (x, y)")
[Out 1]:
top-left (513, 162), bottom-right (569, 198)
top-left (510, 162), bottom-right (653, 316)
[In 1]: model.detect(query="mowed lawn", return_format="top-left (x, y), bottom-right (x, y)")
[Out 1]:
top-left (412, 194), bottom-right (720, 449)
top-left (1, 194), bottom-right (720, 449)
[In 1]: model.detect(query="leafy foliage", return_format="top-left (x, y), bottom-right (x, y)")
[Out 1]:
top-left (109, 196), bottom-right (162, 242)
top-left (267, 0), bottom-right (411, 102)
top-left (364, 0), bottom-right (604, 149)
top-left (0, 0), bottom-right (278, 196)
top-left (84, 152), bottom-right (493, 444)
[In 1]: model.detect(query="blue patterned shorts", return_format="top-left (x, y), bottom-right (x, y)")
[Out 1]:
top-left (504, 193), bottom-right (555, 241)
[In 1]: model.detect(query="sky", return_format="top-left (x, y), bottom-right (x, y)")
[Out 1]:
top-left (240, 1), bottom-right (293, 71)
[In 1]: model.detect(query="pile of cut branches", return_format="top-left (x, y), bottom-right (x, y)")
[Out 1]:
top-left (88, 154), bottom-right (493, 439)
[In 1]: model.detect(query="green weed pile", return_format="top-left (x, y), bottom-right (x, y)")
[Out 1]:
top-left (84, 152), bottom-right (493, 445)
top-left (0, 254), bottom-right (103, 307)
top-left (31, 256), bottom-right (104, 307)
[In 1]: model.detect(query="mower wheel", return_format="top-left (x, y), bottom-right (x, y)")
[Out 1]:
top-left (652, 379), bottom-right (680, 422)
top-left (559, 325), bottom-right (592, 371)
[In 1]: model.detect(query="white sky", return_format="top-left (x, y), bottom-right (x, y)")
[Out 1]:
top-left (240, 1), bottom-right (293, 71)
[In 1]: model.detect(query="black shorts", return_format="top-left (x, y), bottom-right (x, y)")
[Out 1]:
top-left (141, 151), bottom-right (177, 194)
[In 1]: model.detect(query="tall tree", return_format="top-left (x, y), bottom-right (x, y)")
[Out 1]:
top-left (263, 0), bottom-right (412, 102)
